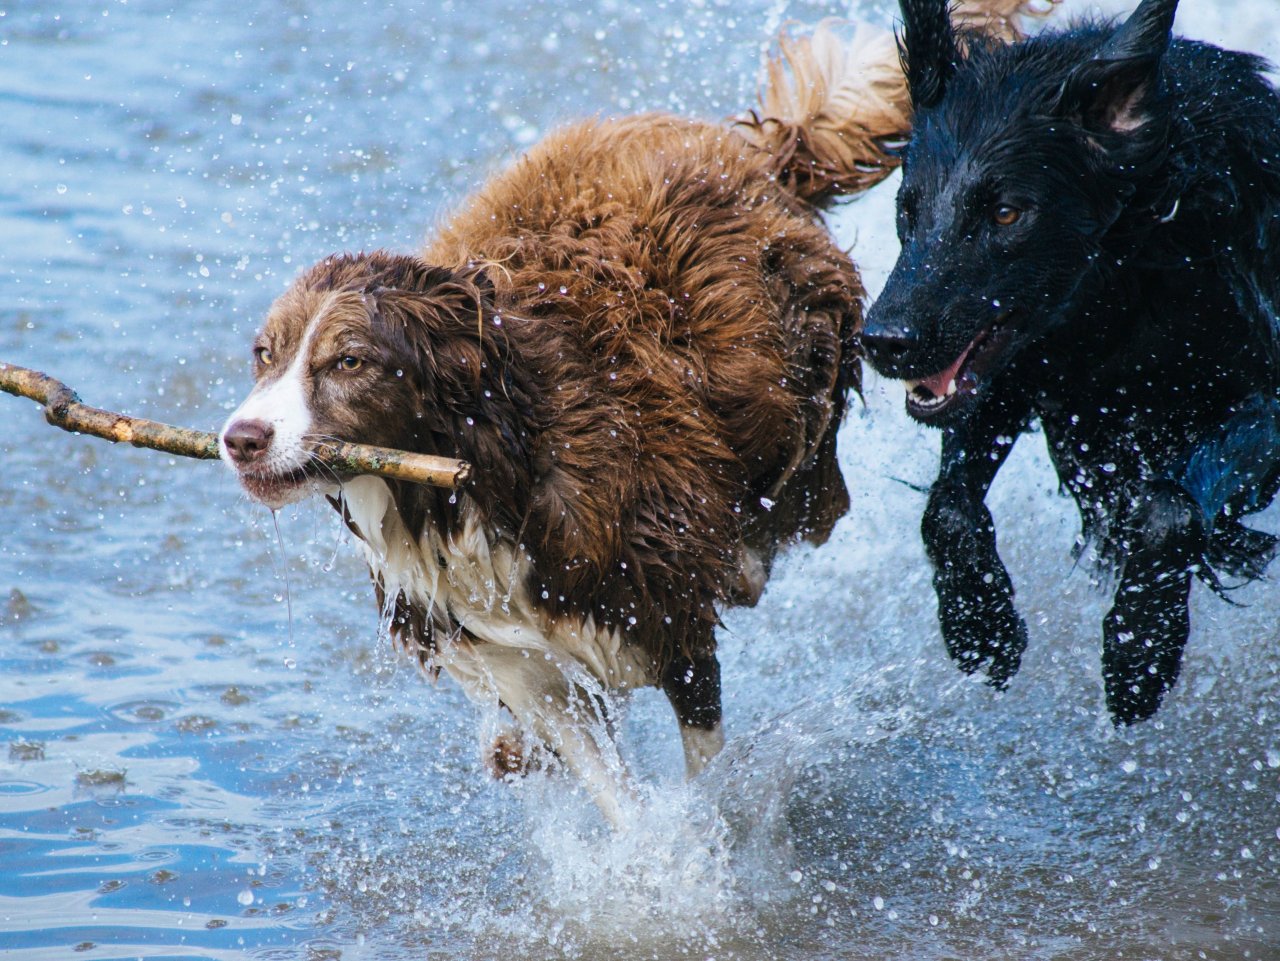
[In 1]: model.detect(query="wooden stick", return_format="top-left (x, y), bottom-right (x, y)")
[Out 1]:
top-left (0, 361), bottom-right (472, 490)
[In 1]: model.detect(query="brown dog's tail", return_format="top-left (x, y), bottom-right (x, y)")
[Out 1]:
top-left (735, 1), bottom-right (1063, 208)
top-left (734, 20), bottom-right (910, 207)
top-left (952, 0), bottom-right (1065, 43)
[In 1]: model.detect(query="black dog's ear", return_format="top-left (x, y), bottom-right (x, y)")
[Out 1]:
top-left (1054, 0), bottom-right (1178, 136)
top-left (898, 0), bottom-right (959, 110)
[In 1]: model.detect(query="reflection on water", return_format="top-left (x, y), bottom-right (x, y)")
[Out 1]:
top-left (1, 1), bottom-right (1278, 958)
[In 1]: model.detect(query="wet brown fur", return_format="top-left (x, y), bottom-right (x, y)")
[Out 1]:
top-left (240, 4), bottom-right (1054, 750)
top-left (273, 113), bottom-right (865, 671)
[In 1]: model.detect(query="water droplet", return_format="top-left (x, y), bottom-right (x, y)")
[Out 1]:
top-left (237, 889), bottom-right (254, 906)
top-left (56, 183), bottom-right (67, 195)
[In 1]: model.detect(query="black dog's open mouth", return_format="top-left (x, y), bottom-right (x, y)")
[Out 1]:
top-left (903, 316), bottom-right (1015, 421)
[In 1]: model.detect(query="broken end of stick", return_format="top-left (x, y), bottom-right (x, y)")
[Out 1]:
top-left (308, 440), bottom-right (472, 490)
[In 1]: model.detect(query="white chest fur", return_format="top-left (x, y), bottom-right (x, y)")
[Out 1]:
top-left (335, 476), bottom-right (655, 702)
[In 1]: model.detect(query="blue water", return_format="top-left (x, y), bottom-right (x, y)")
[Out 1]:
top-left (2, 1), bottom-right (1278, 959)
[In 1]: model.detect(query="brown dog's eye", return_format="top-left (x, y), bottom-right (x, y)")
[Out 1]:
top-left (254, 346), bottom-right (274, 366)
top-left (336, 355), bottom-right (363, 372)
top-left (993, 204), bottom-right (1023, 226)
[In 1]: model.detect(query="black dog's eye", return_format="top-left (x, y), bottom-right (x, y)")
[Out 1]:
top-left (254, 346), bottom-right (274, 366)
top-left (336, 355), bottom-right (363, 372)
top-left (992, 204), bottom-right (1023, 227)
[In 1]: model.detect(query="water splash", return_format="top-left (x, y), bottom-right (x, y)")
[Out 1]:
top-left (270, 507), bottom-right (295, 650)
top-left (509, 775), bottom-right (741, 952)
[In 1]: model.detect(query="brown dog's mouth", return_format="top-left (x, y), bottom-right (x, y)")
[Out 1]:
top-left (903, 315), bottom-right (1015, 421)
top-left (235, 464), bottom-right (324, 508)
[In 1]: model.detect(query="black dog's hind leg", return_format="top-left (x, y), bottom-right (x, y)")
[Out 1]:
top-left (1179, 394), bottom-right (1280, 578)
top-left (1103, 481), bottom-right (1204, 724)
top-left (661, 652), bottom-right (724, 777)
top-left (924, 397), bottom-right (1032, 688)
top-left (1105, 397), bottom-right (1280, 724)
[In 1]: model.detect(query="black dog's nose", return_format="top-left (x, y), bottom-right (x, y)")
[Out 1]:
top-left (223, 419), bottom-right (275, 465)
top-left (859, 321), bottom-right (921, 375)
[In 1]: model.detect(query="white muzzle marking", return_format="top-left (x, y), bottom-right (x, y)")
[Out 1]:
top-left (220, 306), bottom-right (334, 506)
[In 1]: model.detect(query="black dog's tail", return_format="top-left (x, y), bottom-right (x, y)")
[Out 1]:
top-left (735, 1), bottom-right (1061, 207)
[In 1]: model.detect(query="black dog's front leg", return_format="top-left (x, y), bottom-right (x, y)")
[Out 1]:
top-left (923, 401), bottom-right (1030, 688)
top-left (1103, 481), bottom-right (1205, 724)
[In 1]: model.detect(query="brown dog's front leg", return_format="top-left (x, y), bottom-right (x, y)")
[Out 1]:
top-left (661, 652), bottom-right (724, 777)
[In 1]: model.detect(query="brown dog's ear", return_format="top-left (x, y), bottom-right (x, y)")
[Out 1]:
top-left (385, 255), bottom-right (458, 296)
top-left (462, 263), bottom-right (495, 298)
top-left (898, 0), bottom-right (959, 110)
top-left (1054, 0), bottom-right (1178, 136)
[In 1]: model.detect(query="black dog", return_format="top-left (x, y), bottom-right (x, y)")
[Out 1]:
top-left (862, 0), bottom-right (1280, 723)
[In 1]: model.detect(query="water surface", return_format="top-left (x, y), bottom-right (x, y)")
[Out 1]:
top-left (1, 1), bottom-right (1278, 958)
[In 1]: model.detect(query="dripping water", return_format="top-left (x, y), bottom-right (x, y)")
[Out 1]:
top-left (270, 508), bottom-right (295, 652)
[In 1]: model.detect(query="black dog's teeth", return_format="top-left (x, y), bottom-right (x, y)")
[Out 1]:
top-left (910, 385), bottom-right (947, 408)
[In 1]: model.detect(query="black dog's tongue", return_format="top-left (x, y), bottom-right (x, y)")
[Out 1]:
top-left (913, 345), bottom-right (972, 399)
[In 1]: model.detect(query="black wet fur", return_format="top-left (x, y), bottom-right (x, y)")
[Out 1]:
top-left (865, 0), bottom-right (1280, 724)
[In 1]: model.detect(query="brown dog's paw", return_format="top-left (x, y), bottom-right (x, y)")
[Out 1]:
top-left (486, 731), bottom-right (528, 779)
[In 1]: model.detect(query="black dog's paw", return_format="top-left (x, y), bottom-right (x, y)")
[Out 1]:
top-left (935, 566), bottom-right (1029, 689)
top-left (1102, 603), bottom-right (1189, 725)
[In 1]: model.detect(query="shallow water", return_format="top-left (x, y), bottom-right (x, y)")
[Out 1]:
top-left (1, 1), bottom-right (1278, 959)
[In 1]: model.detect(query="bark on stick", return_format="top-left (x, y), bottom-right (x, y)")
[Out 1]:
top-left (0, 362), bottom-right (472, 490)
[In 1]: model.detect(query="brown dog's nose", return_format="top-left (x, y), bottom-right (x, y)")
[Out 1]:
top-left (223, 419), bottom-right (275, 465)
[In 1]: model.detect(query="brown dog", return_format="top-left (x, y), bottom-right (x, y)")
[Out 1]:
top-left (220, 3), bottom-right (1052, 825)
